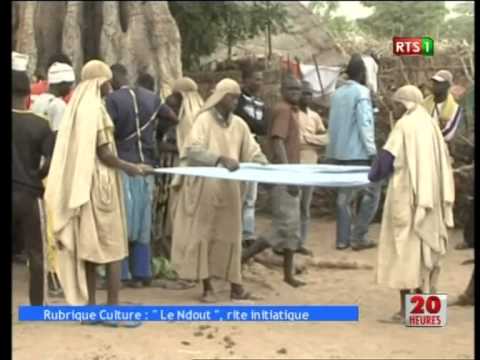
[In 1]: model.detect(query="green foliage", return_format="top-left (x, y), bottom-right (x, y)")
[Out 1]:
top-left (168, 2), bottom-right (224, 70)
top-left (309, 1), bottom-right (359, 38)
top-left (441, 2), bottom-right (474, 44)
top-left (169, 1), bottom-right (290, 70)
top-left (217, 3), bottom-right (252, 61)
top-left (358, 1), bottom-right (449, 39)
top-left (328, 16), bottom-right (358, 37)
top-left (216, 2), bottom-right (290, 62)
top-left (309, 1), bottom-right (340, 20)
top-left (249, 2), bottom-right (290, 36)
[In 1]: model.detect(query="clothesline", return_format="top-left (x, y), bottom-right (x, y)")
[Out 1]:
top-left (153, 163), bottom-right (371, 188)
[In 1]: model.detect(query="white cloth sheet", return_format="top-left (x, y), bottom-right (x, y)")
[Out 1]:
top-left (300, 65), bottom-right (342, 98)
top-left (153, 163), bottom-right (371, 188)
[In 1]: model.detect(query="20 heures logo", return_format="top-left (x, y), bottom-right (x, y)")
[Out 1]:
top-left (405, 294), bottom-right (447, 327)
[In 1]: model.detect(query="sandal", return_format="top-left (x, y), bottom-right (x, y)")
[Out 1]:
top-left (273, 249), bottom-right (285, 256)
top-left (455, 243), bottom-right (472, 250)
top-left (230, 289), bottom-right (259, 303)
top-left (149, 279), bottom-right (196, 290)
top-left (48, 289), bottom-right (64, 298)
top-left (80, 320), bottom-right (103, 326)
top-left (101, 320), bottom-right (142, 328)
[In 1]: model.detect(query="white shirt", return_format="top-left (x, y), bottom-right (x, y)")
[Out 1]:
top-left (31, 93), bottom-right (67, 131)
top-left (361, 55), bottom-right (379, 94)
top-left (431, 101), bottom-right (445, 123)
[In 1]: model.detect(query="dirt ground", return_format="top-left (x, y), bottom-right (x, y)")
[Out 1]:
top-left (12, 216), bottom-right (475, 360)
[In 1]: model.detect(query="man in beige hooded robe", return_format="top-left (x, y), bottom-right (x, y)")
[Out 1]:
top-left (157, 77), bottom-right (205, 256)
top-left (369, 85), bottom-right (455, 322)
top-left (45, 61), bottom-right (151, 326)
top-left (171, 78), bottom-right (268, 302)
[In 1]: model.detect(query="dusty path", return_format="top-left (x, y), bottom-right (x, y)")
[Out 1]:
top-left (12, 217), bottom-right (474, 360)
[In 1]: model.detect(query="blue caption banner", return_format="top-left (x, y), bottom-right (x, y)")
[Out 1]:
top-left (19, 305), bottom-right (359, 322)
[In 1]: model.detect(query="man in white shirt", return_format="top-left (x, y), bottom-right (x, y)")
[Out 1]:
top-left (30, 61), bottom-right (75, 298)
top-left (31, 62), bottom-right (75, 132)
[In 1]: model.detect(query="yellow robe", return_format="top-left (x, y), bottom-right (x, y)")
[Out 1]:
top-left (171, 109), bottom-right (267, 284)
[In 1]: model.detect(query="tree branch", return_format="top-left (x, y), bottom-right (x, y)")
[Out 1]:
top-left (397, 57), bottom-right (410, 84)
top-left (459, 55), bottom-right (474, 85)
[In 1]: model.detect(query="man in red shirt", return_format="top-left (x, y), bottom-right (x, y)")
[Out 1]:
top-left (242, 74), bottom-right (306, 288)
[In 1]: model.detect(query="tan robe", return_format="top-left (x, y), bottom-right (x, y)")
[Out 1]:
top-left (45, 79), bottom-right (128, 305)
top-left (376, 106), bottom-right (455, 291)
top-left (171, 109), bottom-right (267, 284)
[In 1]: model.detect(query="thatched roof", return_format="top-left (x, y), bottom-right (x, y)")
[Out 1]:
top-left (200, 1), bottom-right (347, 67)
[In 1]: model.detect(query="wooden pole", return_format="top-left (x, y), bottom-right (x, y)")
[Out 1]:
top-left (312, 54), bottom-right (325, 96)
top-left (266, 1), bottom-right (272, 61)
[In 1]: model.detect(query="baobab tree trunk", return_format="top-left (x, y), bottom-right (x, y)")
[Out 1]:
top-left (12, 1), bottom-right (182, 97)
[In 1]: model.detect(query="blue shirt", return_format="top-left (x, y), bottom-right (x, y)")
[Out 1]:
top-left (106, 86), bottom-right (162, 166)
top-left (326, 80), bottom-right (377, 161)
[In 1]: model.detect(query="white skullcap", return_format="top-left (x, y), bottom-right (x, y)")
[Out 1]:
top-left (12, 52), bottom-right (29, 72)
top-left (431, 70), bottom-right (453, 85)
top-left (48, 62), bottom-right (75, 84)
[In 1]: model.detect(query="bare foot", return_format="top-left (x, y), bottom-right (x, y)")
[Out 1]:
top-left (449, 294), bottom-right (474, 306)
top-left (284, 277), bottom-right (306, 288)
top-left (231, 286), bottom-right (258, 302)
top-left (200, 290), bottom-right (218, 303)
top-left (378, 311), bottom-right (405, 324)
top-left (296, 247), bottom-right (314, 257)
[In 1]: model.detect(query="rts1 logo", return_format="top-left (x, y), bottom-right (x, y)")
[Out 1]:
top-left (393, 37), bottom-right (434, 56)
top-left (405, 294), bottom-right (447, 327)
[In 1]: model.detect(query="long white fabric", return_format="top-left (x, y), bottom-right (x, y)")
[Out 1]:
top-left (153, 163), bottom-right (371, 187)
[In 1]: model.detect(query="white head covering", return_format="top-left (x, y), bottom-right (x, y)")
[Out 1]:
top-left (12, 52), bottom-right (29, 72)
top-left (48, 62), bottom-right (75, 84)
top-left (392, 85), bottom-right (424, 111)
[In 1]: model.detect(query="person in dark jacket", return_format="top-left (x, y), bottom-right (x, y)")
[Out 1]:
top-left (234, 66), bottom-right (266, 247)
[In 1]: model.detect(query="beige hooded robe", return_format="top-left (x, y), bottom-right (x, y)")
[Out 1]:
top-left (44, 60), bottom-right (128, 305)
top-left (376, 85), bottom-right (455, 292)
top-left (171, 79), bottom-right (268, 284)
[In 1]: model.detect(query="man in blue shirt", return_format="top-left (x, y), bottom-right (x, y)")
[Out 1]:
top-left (106, 64), bottom-right (175, 288)
top-left (326, 54), bottom-right (380, 251)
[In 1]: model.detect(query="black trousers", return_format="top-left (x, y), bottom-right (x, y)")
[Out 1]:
top-left (464, 269), bottom-right (474, 302)
top-left (463, 203), bottom-right (474, 248)
top-left (12, 191), bottom-right (45, 305)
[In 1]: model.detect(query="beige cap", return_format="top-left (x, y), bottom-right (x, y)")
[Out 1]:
top-left (431, 70), bottom-right (453, 85)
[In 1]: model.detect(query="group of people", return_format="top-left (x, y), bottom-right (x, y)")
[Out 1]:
top-left (12, 48), bottom-right (472, 328)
